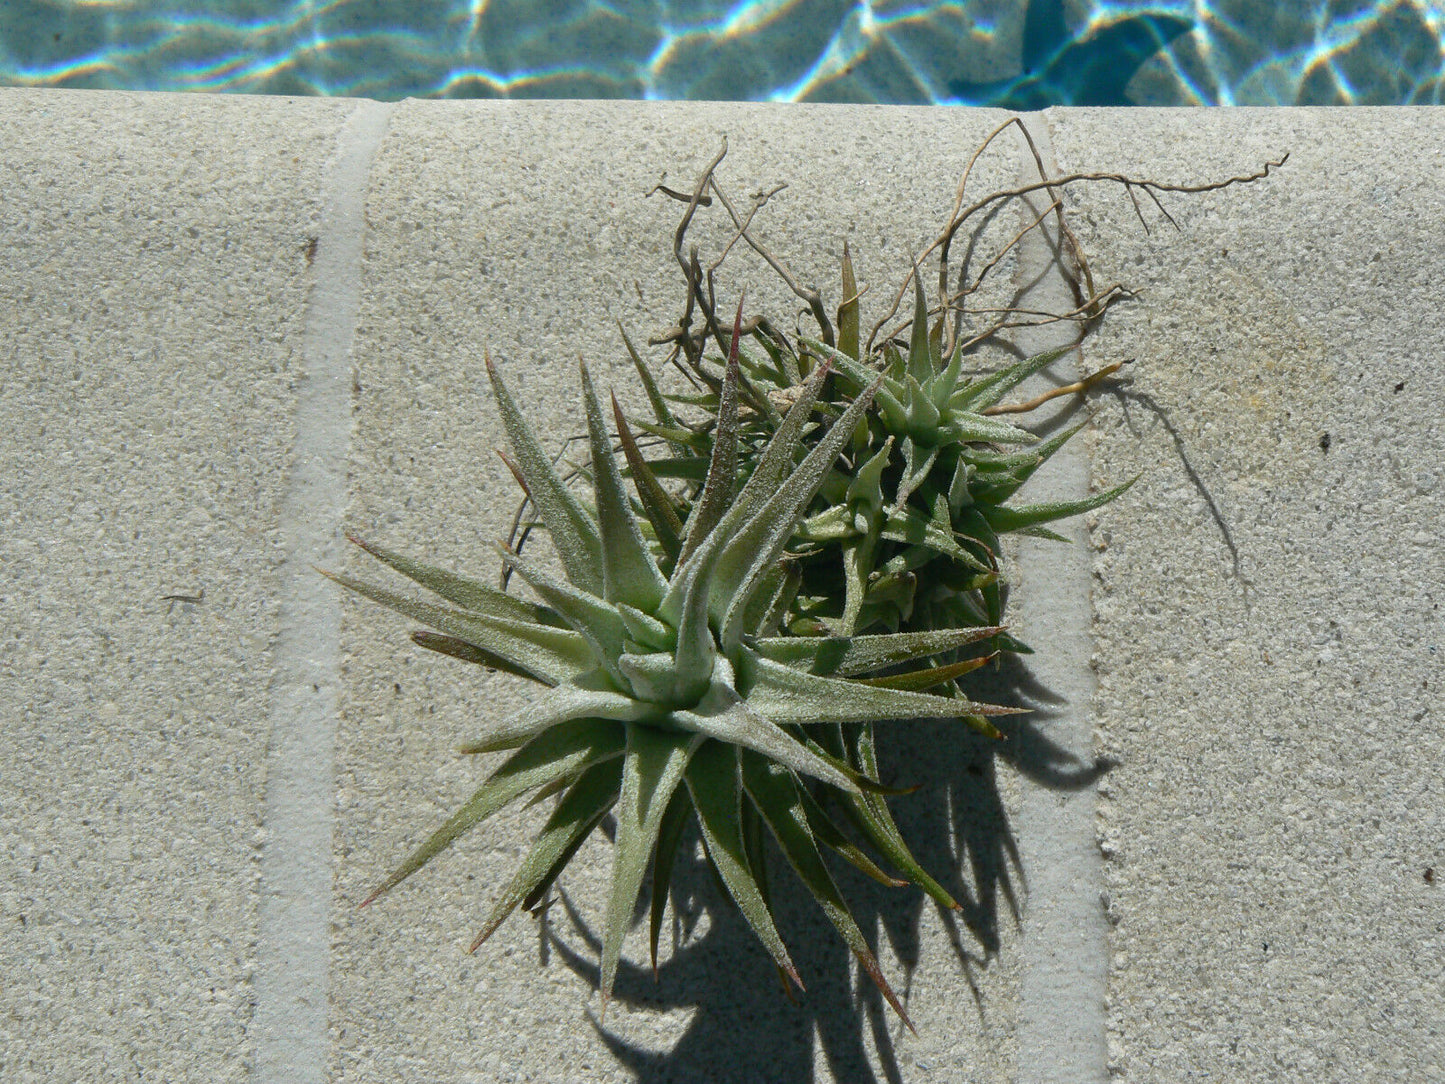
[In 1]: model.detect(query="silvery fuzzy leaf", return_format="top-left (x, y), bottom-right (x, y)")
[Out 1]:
top-left (837, 241), bottom-right (861, 362)
top-left (712, 360), bottom-right (831, 544)
top-left (1017, 525), bottom-right (1071, 542)
top-left (829, 724), bottom-right (963, 912)
top-left (846, 436), bottom-right (893, 518)
top-left (469, 758), bottom-right (622, 953)
top-left (794, 503), bottom-right (856, 543)
top-left (628, 419), bottom-right (706, 454)
top-left (854, 654), bottom-right (992, 691)
top-left (617, 651), bottom-right (685, 707)
top-left (686, 740), bottom-right (802, 988)
top-left (940, 411), bottom-right (1035, 446)
top-left (894, 437), bottom-right (939, 513)
top-left (950, 343), bottom-right (1074, 413)
top-left (752, 561), bottom-right (802, 639)
top-left (495, 544), bottom-right (630, 689)
top-left (320, 568), bottom-right (593, 686)
top-left (409, 631), bottom-right (546, 684)
top-left (972, 421), bottom-right (1088, 505)
top-left (906, 269), bottom-right (934, 385)
top-left (671, 663), bottom-right (859, 794)
top-left (647, 790), bottom-right (693, 976)
top-left (677, 301), bottom-right (745, 565)
top-left (881, 504), bottom-right (992, 572)
top-left (581, 362), bottom-right (668, 611)
top-left (981, 476), bottom-right (1137, 534)
top-left (486, 357), bottom-right (603, 595)
top-left (739, 751), bottom-right (914, 1032)
top-left (600, 725), bottom-right (701, 1009)
top-left (794, 778), bottom-right (906, 887)
top-left (618, 320), bottom-right (683, 445)
top-left (749, 625), bottom-right (1002, 676)
top-left (615, 604), bottom-right (675, 653)
top-left (345, 533), bottom-right (562, 627)
top-left (612, 397), bottom-right (685, 566)
top-left (362, 718), bottom-right (625, 907)
top-left (714, 374), bottom-right (883, 651)
top-left (902, 373), bottom-right (941, 434)
top-left (947, 453), bottom-right (974, 514)
top-left (459, 670), bottom-right (655, 754)
top-left (741, 652), bottom-right (1022, 728)
top-left (929, 337), bottom-right (966, 411)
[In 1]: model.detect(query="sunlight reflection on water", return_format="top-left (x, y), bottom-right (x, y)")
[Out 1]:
top-left (1, 1), bottom-right (1441, 104)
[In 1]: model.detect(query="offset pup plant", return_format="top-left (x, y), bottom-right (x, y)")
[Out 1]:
top-left (328, 123), bottom-right (1283, 1027)
top-left (624, 123), bottom-right (1283, 651)
top-left (619, 260), bottom-right (1134, 644)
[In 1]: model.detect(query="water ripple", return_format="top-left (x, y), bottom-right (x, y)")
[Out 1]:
top-left (1, 0), bottom-right (1441, 104)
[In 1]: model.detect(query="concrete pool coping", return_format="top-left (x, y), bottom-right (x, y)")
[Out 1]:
top-left (1, 91), bottom-right (1440, 1082)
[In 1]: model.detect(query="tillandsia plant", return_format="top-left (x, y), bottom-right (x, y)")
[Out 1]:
top-left (618, 260), bottom-right (1134, 644)
top-left (324, 307), bottom-right (1026, 1027)
top-left (621, 123), bottom-right (1284, 653)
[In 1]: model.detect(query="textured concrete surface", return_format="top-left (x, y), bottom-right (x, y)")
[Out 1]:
top-left (2, 91), bottom-right (1440, 1083)
top-left (0, 90), bottom-right (354, 1082)
top-left (1050, 108), bottom-right (1445, 1081)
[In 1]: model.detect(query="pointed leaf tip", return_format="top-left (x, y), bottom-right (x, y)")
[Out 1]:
top-left (728, 293), bottom-right (745, 362)
top-left (859, 949), bottom-right (917, 1034)
top-left (485, 355), bottom-right (604, 595)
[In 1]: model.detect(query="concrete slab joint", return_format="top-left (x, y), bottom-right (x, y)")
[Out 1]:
top-left (250, 98), bottom-right (394, 1084)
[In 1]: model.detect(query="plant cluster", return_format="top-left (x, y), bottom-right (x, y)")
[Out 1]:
top-left (327, 121), bottom-right (1283, 1028)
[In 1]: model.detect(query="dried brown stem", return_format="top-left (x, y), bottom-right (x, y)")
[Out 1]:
top-left (949, 285), bottom-right (1135, 356)
top-left (637, 123), bottom-right (1283, 478)
top-left (710, 182), bottom-right (788, 271)
top-left (983, 360), bottom-right (1129, 415)
top-left (706, 178), bottom-right (834, 347)
top-left (865, 123), bottom-right (1285, 356)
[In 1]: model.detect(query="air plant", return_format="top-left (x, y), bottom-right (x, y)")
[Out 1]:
top-left (325, 306), bottom-right (1024, 1027)
top-left (618, 255), bottom-right (1133, 647)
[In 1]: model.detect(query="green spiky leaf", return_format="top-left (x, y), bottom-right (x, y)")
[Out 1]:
top-left (469, 758), bottom-right (622, 952)
top-left (600, 726), bottom-right (701, 1007)
top-left (486, 356), bottom-right (604, 595)
top-left (363, 720), bottom-right (624, 906)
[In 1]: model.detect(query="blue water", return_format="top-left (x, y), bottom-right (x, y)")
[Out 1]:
top-left (1, 1), bottom-right (1442, 105)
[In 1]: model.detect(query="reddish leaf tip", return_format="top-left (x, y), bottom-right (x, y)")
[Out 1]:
top-left (857, 949), bottom-right (915, 1033)
top-left (357, 887), bottom-right (383, 909)
top-left (727, 294), bottom-right (746, 365)
top-left (496, 448), bottom-right (531, 496)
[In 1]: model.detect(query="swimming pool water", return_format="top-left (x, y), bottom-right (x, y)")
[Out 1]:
top-left (1, 0), bottom-right (1442, 105)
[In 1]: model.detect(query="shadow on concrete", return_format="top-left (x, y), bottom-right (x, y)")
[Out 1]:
top-left (1110, 386), bottom-right (1250, 598)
